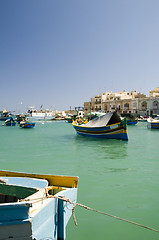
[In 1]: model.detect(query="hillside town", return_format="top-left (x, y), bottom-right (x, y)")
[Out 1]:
top-left (83, 87), bottom-right (159, 117)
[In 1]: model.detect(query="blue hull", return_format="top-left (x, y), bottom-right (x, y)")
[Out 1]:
top-left (127, 120), bottom-right (138, 125)
top-left (20, 123), bottom-right (35, 128)
top-left (151, 123), bottom-right (159, 129)
top-left (5, 122), bottom-right (16, 126)
top-left (73, 123), bottom-right (128, 141)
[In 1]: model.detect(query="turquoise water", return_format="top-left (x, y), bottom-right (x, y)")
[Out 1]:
top-left (0, 121), bottom-right (159, 240)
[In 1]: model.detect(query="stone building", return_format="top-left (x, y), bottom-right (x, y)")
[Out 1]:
top-left (149, 87), bottom-right (159, 98)
top-left (83, 88), bottom-right (159, 117)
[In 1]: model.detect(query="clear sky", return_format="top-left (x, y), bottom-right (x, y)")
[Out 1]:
top-left (1, 0), bottom-right (159, 113)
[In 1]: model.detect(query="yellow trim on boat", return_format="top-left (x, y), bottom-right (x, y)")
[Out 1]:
top-left (0, 170), bottom-right (78, 188)
top-left (72, 121), bottom-right (122, 128)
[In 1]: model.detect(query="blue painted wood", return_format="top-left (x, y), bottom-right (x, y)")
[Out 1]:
top-left (58, 197), bottom-right (64, 240)
top-left (0, 203), bottom-right (30, 222)
top-left (0, 177), bottom-right (48, 189)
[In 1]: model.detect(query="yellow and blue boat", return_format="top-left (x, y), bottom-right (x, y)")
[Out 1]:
top-left (147, 116), bottom-right (159, 129)
top-left (5, 117), bottom-right (16, 126)
top-left (0, 170), bottom-right (78, 240)
top-left (72, 111), bottom-right (128, 141)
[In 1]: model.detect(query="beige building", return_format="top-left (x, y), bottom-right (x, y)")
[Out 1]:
top-left (84, 90), bottom-right (147, 116)
top-left (83, 87), bottom-right (159, 116)
top-left (149, 87), bottom-right (159, 98)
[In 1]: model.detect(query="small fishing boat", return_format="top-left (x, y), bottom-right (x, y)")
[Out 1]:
top-left (0, 111), bottom-right (11, 121)
top-left (0, 170), bottom-right (78, 240)
top-left (72, 111), bottom-right (128, 140)
top-left (5, 117), bottom-right (16, 126)
top-left (121, 113), bottom-right (138, 125)
top-left (147, 116), bottom-right (159, 129)
top-left (16, 114), bottom-right (27, 124)
top-left (19, 120), bottom-right (35, 128)
top-left (126, 119), bottom-right (138, 125)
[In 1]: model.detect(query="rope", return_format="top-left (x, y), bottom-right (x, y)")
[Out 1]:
top-left (46, 193), bottom-right (159, 233)
top-left (20, 190), bottom-right (159, 234)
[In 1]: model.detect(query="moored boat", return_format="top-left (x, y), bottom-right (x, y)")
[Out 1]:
top-left (0, 170), bottom-right (78, 240)
top-left (27, 107), bottom-right (55, 121)
top-left (0, 111), bottom-right (11, 121)
top-left (121, 113), bottom-right (138, 125)
top-left (16, 114), bottom-right (27, 124)
top-left (126, 119), bottom-right (138, 125)
top-left (147, 116), bottom-right (159, 129)
top-left (72, 111), bottom-right (128, 141)
top-left (19, 120), bottom-right (35, 128)
top-left (5, 117), bottom-right (16, 126)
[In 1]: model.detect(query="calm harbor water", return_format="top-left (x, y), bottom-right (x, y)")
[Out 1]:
top-left (0, 120), bottom-right (159, 240)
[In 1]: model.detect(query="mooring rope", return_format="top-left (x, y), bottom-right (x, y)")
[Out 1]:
top-left (45, 192), bottom-right (159, 233)
top-left (20, 190), bottom-right (159, 234)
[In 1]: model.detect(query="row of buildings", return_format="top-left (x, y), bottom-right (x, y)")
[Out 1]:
top-left (84, 87), bottom-right (159, 117)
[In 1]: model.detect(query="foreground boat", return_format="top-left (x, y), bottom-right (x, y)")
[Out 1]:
top-left (147, 117), bottom-right (159, 129)
top-left (72, 111), bottom-right (128, 141)
top-left (0, 170), bottom-right (78, 240)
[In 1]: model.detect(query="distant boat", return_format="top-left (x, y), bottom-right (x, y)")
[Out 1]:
top-left (19, 120), bottom-right (35, 128)
top-left (126, 119), bottom-right (138, 125)
top-left (72, 111), bottom-right (128, 140)
top-left (121, 113), bottom-right (138, 125)
top-left (27, 107), bottom-right (55, 121)
top-left (147, 116), bottom-right (159, 129)
top-left (5, 117), bottom-right (16, 126)
top-left (16, 114), bottom-right (27, 124)
top-left (0, 111), bottom-right (11, 121)
top-left (0, 170), bottom-right (78, 240)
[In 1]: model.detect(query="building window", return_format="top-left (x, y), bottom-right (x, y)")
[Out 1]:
top-left (124, 103), bottom-right (129, 110)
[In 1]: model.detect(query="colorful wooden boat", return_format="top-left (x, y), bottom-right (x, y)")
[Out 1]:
top-left (0, 111), bottom-right (11, 121)
top-left (16, 114), bottom-right (27, 124)
top-left (147, 117), bottom-right (159, 129)
top-left (19, 121), bottom-right (35, 128)
top-left (0, 170), bottom-right (78, 240)
top-left (72, 111), bottom-right (128, 141)
top-left (121, 113), bottom-right (138, 125)
top-left (126, 119), bottom-right (138, 125)
top-left (5, 117), bottom-right (16, 126)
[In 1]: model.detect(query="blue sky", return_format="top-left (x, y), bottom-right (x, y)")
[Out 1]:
top-left (1, 0), bottom-right (159, 112)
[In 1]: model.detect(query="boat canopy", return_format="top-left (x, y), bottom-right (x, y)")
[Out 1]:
top-left (85, 111), bottom-right (122, 127)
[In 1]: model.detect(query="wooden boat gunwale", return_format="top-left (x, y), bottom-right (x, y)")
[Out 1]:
top-left (0, 170), bottom-right (79, 188)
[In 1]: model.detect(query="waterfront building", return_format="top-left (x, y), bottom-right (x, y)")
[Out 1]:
top-left (83, 87), bottom-right (159, 117)
top-left (84, 90), bottom-right (145, 115)
top-left (149, 87), bottom-right (159, 98)
top-left (138, 98), bottom-right (150, 117)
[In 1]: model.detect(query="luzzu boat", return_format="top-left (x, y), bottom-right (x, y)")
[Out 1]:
top-left (0, 170), bottom-right (78, 240)
top-left (126, 119), bottom-right (138, 125)
top-left (147, 116), bottom-right (159, 129)
top-left (72, 111), bottom-right (128, 141)
top-left (19, 120), bottom-right (35, 128)
top-left (5, 117), bottom-right (16, 126)
top-left (121, 113), bottom-right (138, 125)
